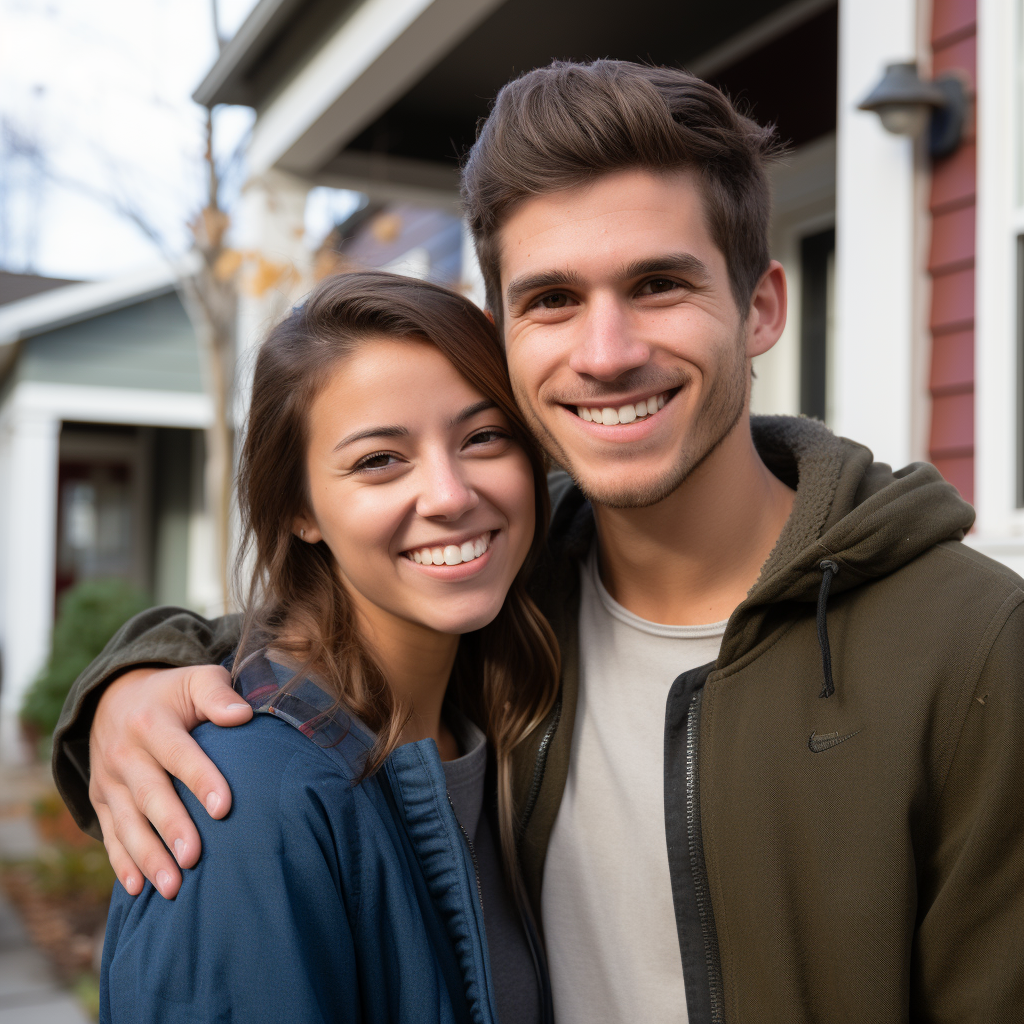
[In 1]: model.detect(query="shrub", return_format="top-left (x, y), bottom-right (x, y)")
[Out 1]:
top-left (20, 579), bottom-right (151, 738)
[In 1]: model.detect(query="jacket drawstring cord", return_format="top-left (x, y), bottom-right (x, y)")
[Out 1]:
top-left (816, 560), bottom-right (839, 698)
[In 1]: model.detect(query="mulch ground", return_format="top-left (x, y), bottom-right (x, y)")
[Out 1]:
top-left (0, 794), bottom-right (114, 985)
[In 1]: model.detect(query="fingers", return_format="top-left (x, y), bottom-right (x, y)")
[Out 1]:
top-left (95, 800), bottom-right (144, 896)
top-left (187, 664), bottom-right (253, 729)
top-left (89, 664), bottom-right (246, 900)
top-left (92, 773), bottom-right (183, 900)
top-left (141, 723), bottom-right (234, 825)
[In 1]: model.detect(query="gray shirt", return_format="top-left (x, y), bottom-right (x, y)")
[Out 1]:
top-left (444, 711), bottom-right (541, 1024)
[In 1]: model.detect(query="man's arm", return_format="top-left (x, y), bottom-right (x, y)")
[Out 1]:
top-left (52, 607), bottom-right (250, 898)
top-left (913, 598), bottom-right (1024, 1019)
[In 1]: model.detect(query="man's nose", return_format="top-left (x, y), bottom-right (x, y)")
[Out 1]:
top-left (415, 455), bottom-right (480, 521)
top-left (567, 295), bottom-right (651, 381)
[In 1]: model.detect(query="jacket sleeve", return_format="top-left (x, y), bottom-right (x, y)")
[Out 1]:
top-left (913, 596), bottom-right (1024, 1021)
top-left (52, 606), bottom-right (243, 838)
top-left (100, 718), bottom-right (363, 1023)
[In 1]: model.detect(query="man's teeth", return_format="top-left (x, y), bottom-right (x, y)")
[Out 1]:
top-left (409, 533), bottom-right (490, 566)
top-left (578, 393), bottom-right (667, 425)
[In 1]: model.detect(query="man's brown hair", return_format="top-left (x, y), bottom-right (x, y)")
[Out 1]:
top-left (461, 60), bottom-right (782, 320)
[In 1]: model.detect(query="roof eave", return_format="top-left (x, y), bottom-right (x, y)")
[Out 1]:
top-left (192, 0), bottom-right (301, 108)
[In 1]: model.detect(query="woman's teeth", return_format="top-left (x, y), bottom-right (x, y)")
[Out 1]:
top-left (577, 393), bottom-right (667, 425)
top-left (409, 533), bottom-right (491, 566)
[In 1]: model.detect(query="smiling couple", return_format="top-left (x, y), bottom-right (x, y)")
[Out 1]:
top-left (54, 61), bottom-right (1024, 1023)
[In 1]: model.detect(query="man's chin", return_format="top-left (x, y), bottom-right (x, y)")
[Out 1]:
top-left (570, 465), bottom-right (688, 510)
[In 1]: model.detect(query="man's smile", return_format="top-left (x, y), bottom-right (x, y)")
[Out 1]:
top-left (567, 387), bottom-right (680, 425)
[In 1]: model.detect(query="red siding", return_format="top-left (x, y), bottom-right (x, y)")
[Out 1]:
top-left (932, 0), bottom-right (977, 46)
top-left (928, 205), bottom-right (975, 270)
top-left (930, 330), bottom-right (974, 393)
top-left (927, 1), bottom-right (977, 503)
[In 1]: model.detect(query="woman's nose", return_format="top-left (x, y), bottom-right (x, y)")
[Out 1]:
top-left (414, 457), bottom-right (479, 520)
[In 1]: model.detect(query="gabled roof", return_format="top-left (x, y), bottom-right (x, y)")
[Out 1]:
top-left (0, 271), bottom-right (80, 307)
top-left (0, 263), bottom-right (181, 347)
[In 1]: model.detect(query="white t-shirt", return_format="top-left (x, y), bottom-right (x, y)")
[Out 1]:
top-left (541, 544), bottom-right (727, 1024)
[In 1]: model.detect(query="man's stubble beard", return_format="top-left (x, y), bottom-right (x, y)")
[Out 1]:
top-left (512, 337), bottom-right (749, 510)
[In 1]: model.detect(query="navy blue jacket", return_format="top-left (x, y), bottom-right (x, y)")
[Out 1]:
top-left (100, 658), bottom-right (504, 1023)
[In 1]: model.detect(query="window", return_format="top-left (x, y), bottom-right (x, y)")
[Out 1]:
top-left (799, 227), bottom-right (836, 422)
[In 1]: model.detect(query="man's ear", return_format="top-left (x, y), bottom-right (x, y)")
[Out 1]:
top-left (745, 260), bottom-right (787, 359)
top-left (484, 308), bottom-right (496, 325)
top-left (292, 514), bottom-right (322, 544)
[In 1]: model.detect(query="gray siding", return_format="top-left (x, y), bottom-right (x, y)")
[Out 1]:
top-left (16, 291), bottom-right (203, 393)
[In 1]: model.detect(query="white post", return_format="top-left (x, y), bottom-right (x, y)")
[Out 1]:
top-left (233, 169), bottom-right (313, 428)
top-left (226, 169), bottom-right (312, 607)
top-left (0, 407), bottom-right (60, 763)
top-left (833, 0), bottom-right (923, 468)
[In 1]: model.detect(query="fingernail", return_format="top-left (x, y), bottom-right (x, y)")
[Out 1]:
top-left (205, 792), bottom-right (221, 816)
top-left (125, 876), bottom-right (137, 893)
top-left (173, 838), bottom-right (186, 864)
top-left (156, 870), bottom-right (172, 894)
top-left (226, 703), bottom-right (249, 711)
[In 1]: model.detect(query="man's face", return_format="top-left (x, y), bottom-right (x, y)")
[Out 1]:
top-left (498, 169), bottom-right (771, 508)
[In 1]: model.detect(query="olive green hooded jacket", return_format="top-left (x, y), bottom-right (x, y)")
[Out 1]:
top-left (53, 416), bottom-right (1024, 1023)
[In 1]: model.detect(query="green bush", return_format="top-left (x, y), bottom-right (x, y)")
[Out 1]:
top-left (20, 579), bottom-right (151, 737)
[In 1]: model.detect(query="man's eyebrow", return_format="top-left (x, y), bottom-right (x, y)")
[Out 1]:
top-left (505, 269), bottom-right (583, 313)
top-left (449, 399), bottom-right (496, 427)
top-left (333, 425), bottom-right (408, 452)
top-left (619, 252), bottom-right (711, 283)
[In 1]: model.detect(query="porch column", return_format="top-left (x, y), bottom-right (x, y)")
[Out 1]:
top-left (833, 0), bottom-right (925, 469)
top-left (233, 169), bottom-right (313, 427)
top-left (0, 406), bottom-right (60, 763)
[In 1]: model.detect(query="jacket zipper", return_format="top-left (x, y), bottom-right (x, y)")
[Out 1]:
top-left (447, 791), bottom-right (486, 915)
top-left (686, 689), bottom-right (725, 1023)
top-left (517, 693), bottom-right (563, 841)
top-left (447, 790), bottom-right (504, 1024)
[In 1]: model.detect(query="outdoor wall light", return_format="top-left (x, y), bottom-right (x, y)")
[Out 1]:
top-left (858, 62), bottom-right (966, 159)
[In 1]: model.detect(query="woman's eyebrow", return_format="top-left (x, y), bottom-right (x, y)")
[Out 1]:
top-left (333, 425), bottom-right (408, 452)
top-left (332, 401), bottom-right (495, 452)
top-left (449, 399), bottom-right (496, 427)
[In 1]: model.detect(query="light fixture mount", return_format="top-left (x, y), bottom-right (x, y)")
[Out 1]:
top-left (858, 62), bottom-right (966, 159)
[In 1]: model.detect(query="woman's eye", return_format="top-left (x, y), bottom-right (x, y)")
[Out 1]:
top-left (466, 429), bottom-right (509, 448)
top-left (355, 452), bottom-right (400, 472)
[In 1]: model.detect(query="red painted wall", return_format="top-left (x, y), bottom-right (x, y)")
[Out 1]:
top-left (928, 0), bottom-right (977, 502)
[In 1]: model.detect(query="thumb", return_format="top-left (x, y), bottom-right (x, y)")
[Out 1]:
top-left (188, 665), bottom-right (253, 727)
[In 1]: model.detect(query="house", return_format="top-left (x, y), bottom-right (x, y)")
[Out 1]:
top-left (197, 0), bottom-right (1023, 581)
top-left (0, 267), bottom-right (216, 758)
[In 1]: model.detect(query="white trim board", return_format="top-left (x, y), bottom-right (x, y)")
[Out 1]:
top-left (0, 260), bottom-right (200, 346)
top-left (247, 0), bottom-right (504, 177)
top-left (2, 381), bottom-right (213, 430)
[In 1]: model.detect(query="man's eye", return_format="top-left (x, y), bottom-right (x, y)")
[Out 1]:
top-left (639, 277), bottom-right (681, 295)
top-left (536, 292), bottom-right (573, 309)
top-left (355, 452), bottom-right (399, 471)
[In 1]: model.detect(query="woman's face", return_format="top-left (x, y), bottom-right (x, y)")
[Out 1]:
top-left (296, 336), bottom-right (536, 639)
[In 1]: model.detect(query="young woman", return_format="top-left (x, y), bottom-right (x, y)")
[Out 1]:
top-left (100, 271), bottom-right (560, 1024)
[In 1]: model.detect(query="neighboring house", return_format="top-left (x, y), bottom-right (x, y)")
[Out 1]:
top-left (0, 267), bottom-right (216, 759)
top-left (198, 0), bottom-right (1023, 580)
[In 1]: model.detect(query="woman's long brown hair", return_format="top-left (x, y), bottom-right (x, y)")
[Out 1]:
top-left (234, 270), bottom-right (560, 882)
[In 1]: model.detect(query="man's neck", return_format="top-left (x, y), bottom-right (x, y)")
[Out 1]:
top-left (593, 416), bottom-right (795, 626)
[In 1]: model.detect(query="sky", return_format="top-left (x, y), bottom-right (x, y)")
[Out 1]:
top-left (0, 0), bottom-right (355, 281)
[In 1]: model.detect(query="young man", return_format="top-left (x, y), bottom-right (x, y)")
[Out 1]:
top-left (54, 61), bottom-right (1023, 1022)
